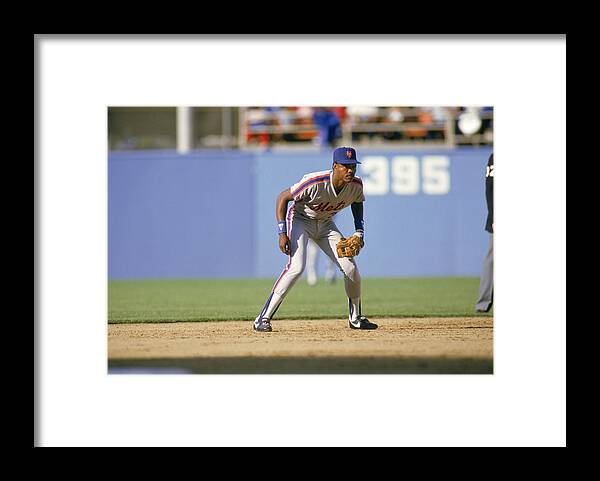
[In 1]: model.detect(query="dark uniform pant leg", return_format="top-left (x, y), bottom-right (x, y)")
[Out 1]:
top-left (475, 234), bottom-right (494, 312)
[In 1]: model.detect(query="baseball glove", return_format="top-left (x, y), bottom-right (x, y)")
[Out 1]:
top-left (336, 235), bottom-right (364, 258)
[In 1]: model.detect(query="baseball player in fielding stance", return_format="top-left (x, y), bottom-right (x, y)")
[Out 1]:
top-left (254, 146), bottom-right (378, 332)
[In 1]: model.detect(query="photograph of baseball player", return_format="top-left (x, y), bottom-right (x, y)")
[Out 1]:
top-left (107, 106), bottom-right (494, 374)
top-left (254, 147), bottom-right (376, 332)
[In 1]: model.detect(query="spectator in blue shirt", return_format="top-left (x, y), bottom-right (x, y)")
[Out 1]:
top-left (312, 107), bottom-right (342, 148)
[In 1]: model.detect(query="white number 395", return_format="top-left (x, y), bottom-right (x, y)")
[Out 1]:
top-left (360, 155), bottom-right (451, 196)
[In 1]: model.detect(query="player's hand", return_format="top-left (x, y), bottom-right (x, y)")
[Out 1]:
top-left (279, 234), bottom-right (291, 255)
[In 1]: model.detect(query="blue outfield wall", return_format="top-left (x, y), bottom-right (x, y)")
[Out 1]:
top-left (109, 147), bottom-right (492, 280)
top-left (108, 150), bottom-right (256, 279)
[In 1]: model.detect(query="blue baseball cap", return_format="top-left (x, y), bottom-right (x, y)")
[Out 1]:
top-left (332, 147), bottom-right (360, 164)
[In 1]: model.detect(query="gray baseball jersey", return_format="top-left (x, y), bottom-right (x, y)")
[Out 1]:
top-left (289, 170), bottom-right (365, 219)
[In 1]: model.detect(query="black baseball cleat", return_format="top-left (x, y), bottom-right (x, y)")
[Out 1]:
top-left (253, 318), bottom-right (273, 332)
top-left (348, 316), bottom-right (378, 330)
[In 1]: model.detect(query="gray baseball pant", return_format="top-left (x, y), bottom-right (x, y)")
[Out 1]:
top-left (475, 234), bottom-right (493, 312)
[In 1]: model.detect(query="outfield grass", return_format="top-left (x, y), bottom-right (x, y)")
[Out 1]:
top-left (108, 277), bottom-right (492, 323)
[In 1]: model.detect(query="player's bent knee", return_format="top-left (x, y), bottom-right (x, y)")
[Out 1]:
top-left (340, 260), bottom-right (359, 279)
top-left (287, 265), bottom-right (306, 279)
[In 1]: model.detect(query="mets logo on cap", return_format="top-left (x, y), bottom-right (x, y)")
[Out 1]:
top-left (333, 146), bottom-right (360, 164)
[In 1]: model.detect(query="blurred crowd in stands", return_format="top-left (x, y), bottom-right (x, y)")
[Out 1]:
top-left (108, 106), bottom-right (493, 151)
top-left (244, 106), bottom-right (493, 148)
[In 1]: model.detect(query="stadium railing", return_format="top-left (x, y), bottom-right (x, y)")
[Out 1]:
top-left (239, 107), bottom-right (493, 149)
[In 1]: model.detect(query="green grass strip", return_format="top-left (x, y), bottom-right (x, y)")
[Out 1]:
top-left (108, 278), bottom-right (492, 323)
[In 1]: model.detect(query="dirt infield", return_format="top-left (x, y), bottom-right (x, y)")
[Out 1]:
top-left (108, 317), bottom-right (493, 374)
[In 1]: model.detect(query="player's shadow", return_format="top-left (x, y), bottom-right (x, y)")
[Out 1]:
top-left (108, 356), bottom-right (493, 374)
